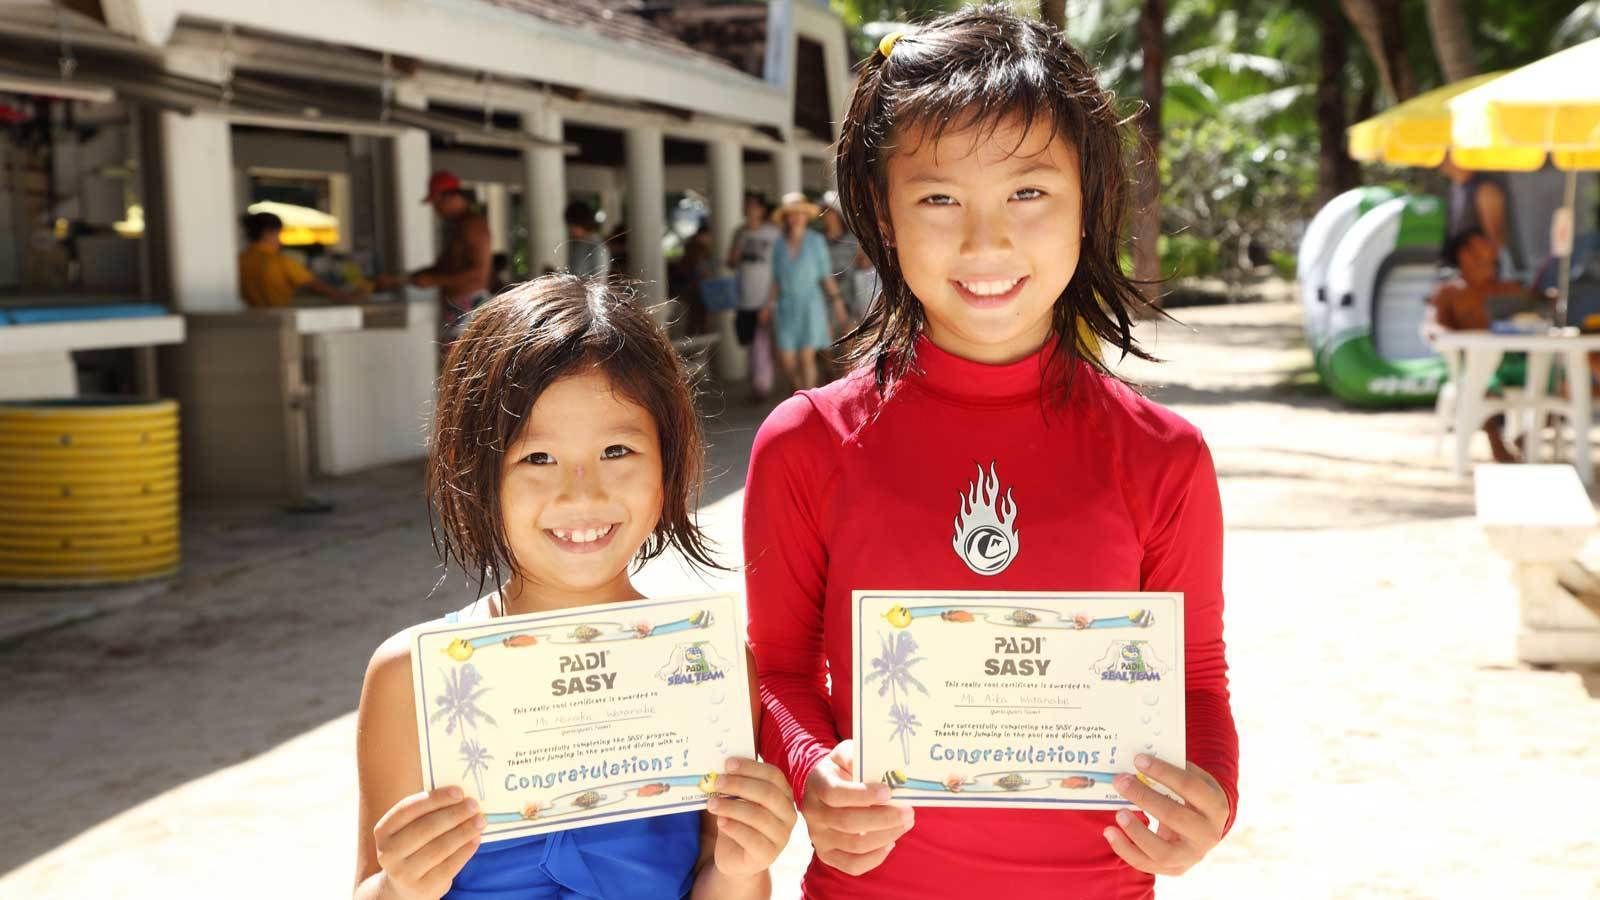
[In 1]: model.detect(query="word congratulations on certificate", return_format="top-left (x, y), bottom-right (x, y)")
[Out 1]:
top-left (852, 591), bottom-right (1184, 810)
top-left (411, 593), bottom-right (754, 841)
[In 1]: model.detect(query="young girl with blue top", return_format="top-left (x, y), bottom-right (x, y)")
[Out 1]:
top-left (354, 275), bottom-right (796, 899)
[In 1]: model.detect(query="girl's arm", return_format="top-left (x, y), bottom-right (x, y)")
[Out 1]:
top-left (1135, 438), bottom-right (1240, 826)
top-left (689, 651), bottom-right (796, 899)
top-left (742, 399), bottom-right (841, 800)
top-left (355, 632), bottom-right (485, 900)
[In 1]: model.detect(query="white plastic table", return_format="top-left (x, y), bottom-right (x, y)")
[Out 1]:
top-left (1434, 329), bottom-right (1600, 484)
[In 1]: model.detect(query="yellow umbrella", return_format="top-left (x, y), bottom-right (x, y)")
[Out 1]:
top-left (1449, 37), bottom-right (1600, 172)
top-left (1347, 72), bottom-right (1516, 167)
top-left (1449, 37), bottom-right (1600, 322)
top-left (245, 200), bottom-right (341, 247)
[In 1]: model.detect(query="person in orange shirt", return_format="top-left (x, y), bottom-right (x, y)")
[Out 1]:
top-left (238, 212), bottom-right (354, 308)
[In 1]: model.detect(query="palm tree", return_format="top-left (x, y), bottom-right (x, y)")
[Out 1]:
top-left (865, 630), bottom-right (929, 765)
top-left (1131, 0), bottom-right (1165, 304)
top-left (1339, 0), bottom-right (1416, 102)
top-left (432, 663), bottom-right (497, 737)
top-left (460, 738), bottom-right (493, 801)
top-left (1424, 0), bottom-right (1476, 82)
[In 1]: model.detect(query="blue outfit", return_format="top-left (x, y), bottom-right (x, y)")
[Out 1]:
top-left (770, 230), bottom-right (833, 352)
top-left (445, 814), bottom-right (700, 899)
top-left (437, 608), bottom-right (703, 899)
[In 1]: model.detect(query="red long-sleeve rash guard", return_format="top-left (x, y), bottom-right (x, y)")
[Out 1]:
top-left (743, 337), bottom-right (1238, 900)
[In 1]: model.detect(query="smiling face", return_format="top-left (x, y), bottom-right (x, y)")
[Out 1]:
top-left (497, 369), bottom-right (664, 610)
top-left (884, 115), bottom-right (1084, 365)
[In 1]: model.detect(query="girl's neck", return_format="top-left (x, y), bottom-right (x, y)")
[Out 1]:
top-left (495, 574), bottom-right (645, 618)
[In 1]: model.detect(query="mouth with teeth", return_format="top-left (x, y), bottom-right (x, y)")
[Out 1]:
top-left (952, 276), bottom-right (1028, 309)
top-left (545, 523), bottom-right (619, 554)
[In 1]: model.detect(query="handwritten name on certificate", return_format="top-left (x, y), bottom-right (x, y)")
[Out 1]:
top-left (852, 591), bottom-right (1184, 810)
top-left (410, 593), bottom-right (753, 841)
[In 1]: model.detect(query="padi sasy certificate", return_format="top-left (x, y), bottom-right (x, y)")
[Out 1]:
top-left (852, 591), bottom-right (1184, 810)
top-left (411, 594), bottom-right (753, 841)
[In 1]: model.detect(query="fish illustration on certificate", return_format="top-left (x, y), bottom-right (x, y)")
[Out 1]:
top-left (852, 590), bottom-right (1184, 810)
top-left (410, 593), bottom-right (754, 841)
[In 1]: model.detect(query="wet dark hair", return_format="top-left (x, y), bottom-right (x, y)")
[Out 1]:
top-left (835, 5), bottom-right (1158, 401)
top-left (427, 274), bottom-right (717, 600)
top-left (241, 211), bottom-right (283, 243)
top-left (1444, 226), bottom-right (1488, 269)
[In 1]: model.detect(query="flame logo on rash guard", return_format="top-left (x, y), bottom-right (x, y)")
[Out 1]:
top-left (952, 462), bottom-right (1019, 576)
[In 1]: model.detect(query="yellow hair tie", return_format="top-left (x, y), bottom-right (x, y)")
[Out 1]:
top-left (878, 31), bottom-right (903, 59)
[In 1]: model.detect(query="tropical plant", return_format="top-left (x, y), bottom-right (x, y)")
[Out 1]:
top-left (865, 630), bottom-right (929, 764)
top-left (432, 663), bottom-right (497, 737)
top-left (460, 737), bottom-right (493, 801)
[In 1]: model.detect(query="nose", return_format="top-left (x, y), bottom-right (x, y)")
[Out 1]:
top-left (960, 204), bottom-right (1013, 259)
top-left (557, 464), bottom-right (605, 504)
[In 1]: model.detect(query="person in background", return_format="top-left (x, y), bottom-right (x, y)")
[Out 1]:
top-left (237, 211), bottom-right (357, 308)
top-left (374, 170), bottom-right (493, 337)
top-left (564, 201), bottom-right (611, 279)
top-left (819, 192), bottom-right (863, 326)
top-left (728, 193), bottom-right (781, 403)
top-left (1440, 153), bottom-right (1511, 267)
top-left (676, 223), bottom-right (717, 335)
top-left (764, 191), bottom-right (847, 391)
top-left (1423, 227), bottom-right (1543, 462)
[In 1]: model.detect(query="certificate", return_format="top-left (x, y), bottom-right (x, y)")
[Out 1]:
top-left (411, 593), bottom-right (753, 841)
top-left (852, 591), bottom-right (1184, 810)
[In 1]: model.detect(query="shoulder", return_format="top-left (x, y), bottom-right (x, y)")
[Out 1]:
top-left (362, 626), bottom-right (422, 706)
top-left (1085, 372), bottom-right (1207, 467)
top-left (752, 372), bottom-right (878, 464)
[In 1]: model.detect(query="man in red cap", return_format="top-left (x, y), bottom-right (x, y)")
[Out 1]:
top-left (375, 170), bottom-right (492, 337)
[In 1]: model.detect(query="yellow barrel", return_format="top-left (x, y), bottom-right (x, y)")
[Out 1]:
top-left (0, 398), bottom-right (180, 586)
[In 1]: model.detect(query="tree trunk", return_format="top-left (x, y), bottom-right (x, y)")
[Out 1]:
top-left (1340, 0), bottom-right (1416, 102)
top-left (1133, 0), bottom-right (1165, 307)
top-left (1040, 0), bottom-right (1067, 31)
top-left (1317, 1), bottom-right (1359, 205)
top-left (1425, 0), bottom-right (1476, 82)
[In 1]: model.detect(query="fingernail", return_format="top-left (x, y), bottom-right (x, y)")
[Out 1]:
top-left (725, 757), bottom-right (741, 773)
top-left (445, 786), bottom-right (463, 800)
top-left (465, 798), bottom-right (479, 814)
top-left (1103, 827), bottom-right (1118, 842)
top-left (871, 785), bottom-right (891, 802)
top-left (706, 796), bottom-right (720, 811)
top-left (474, 814), bottom-right (486, 829)
top-left (1116, 810), bottom-right (1133, 826)
top-left (1134, 754), bottom-right (1153, 771)
top-left (1115, 774), bottom-right (1133, 791)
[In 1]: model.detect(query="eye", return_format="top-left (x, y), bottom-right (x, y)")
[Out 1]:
top-left (1013, 188), bottom-right (1045, 201)
top-left (918, 194), bottom-right (957, 207)
top-left (522, 451), bottom-right (554, 465)
top-left (601, 445), bottom-right (634, 460)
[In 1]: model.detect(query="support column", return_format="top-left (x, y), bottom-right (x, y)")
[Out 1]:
top-left (707, 139), bottom-right (744, 270)
top-left (522, 103), bottom-right (567, 275)
top-left (160, 49), bottom-right (238, 313)
top-left (774, 145), bottom-right (803, 197)
top-left (625, 125), bottom-right (667, 311)
top-left (391, 85), bottom-right (435, 295)
top-left (707, 138), bottom-right (746, 379)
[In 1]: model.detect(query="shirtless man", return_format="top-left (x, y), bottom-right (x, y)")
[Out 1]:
top-left (1424, 227), bottom-right (1542, 462)
top-left (376, 170), bottom-right (492, 338)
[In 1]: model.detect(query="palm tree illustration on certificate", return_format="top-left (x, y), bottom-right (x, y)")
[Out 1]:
top-left (433, 663), bottom-right (498, 800)
top-left (865, 630), bottom-right (928, 765)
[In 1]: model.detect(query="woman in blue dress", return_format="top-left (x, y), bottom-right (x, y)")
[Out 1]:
top-left (763, 192), bottom-right (847, 390)
top-left (353, 276), bottom-right (797, 899)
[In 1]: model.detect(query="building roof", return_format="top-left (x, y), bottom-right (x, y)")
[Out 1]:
top-left (477, 0), bottom-right (744, 75)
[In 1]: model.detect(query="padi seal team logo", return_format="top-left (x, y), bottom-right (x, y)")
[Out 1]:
top-left (1091, 640), bottom-right (1172, 683)
top-left (656, 641), bottom-right (729, 687)
top-left (952, 461), bottom-right (1019, 576)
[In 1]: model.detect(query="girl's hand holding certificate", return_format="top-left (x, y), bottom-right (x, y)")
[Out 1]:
top-left (705, 756), bottom-right (799, 878)
top-left (1105, 756), bottom-right (1230, 877)
top-left (801, 740), bottom-right (915, 876)
top-left (370, 785), bottom-right (485, 900)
